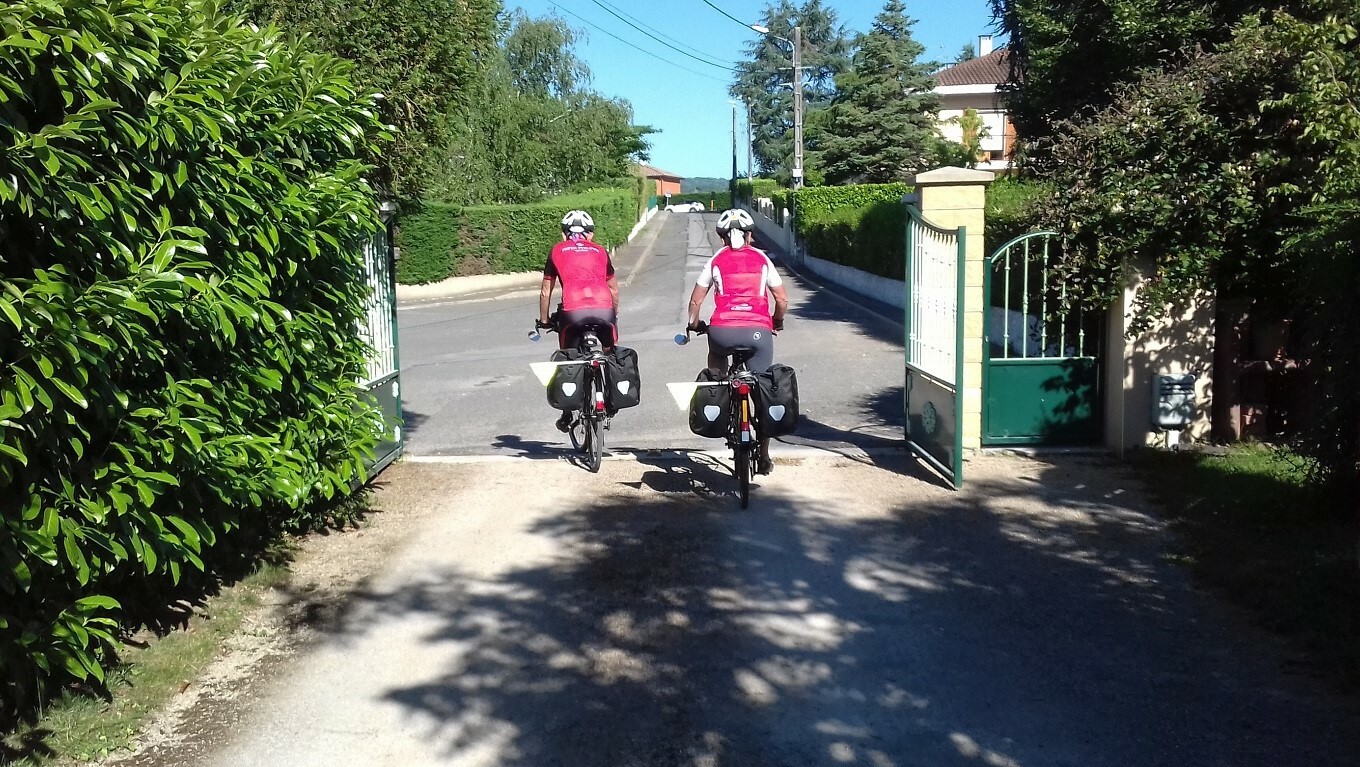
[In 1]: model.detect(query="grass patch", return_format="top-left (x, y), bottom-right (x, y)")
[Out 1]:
top-left (1, 556), bottom-right (293, 765)
top-left (1140, 443), bottom-right (1360, 691)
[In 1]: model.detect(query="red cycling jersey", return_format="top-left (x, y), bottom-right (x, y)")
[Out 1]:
top-left (697, 245), bottom-right (783, 329)
top-left (544, 240), bottom-right (615, 312)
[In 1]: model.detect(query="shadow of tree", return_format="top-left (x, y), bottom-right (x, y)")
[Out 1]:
top-left (298, 459), bottom-right (1358, 766)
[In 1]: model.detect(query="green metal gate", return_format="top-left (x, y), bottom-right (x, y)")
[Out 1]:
top-left (983, 232), bottom-right (1103, 446)
top-left (904, 204), bottom-right (967, 488)
top-left (360, 204), bottom-right (403, 474)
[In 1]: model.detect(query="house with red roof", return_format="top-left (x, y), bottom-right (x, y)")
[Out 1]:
top-left (637, 163), bottom-right (684, 198)
top-left (933, 36), bottom-right (1016, 172)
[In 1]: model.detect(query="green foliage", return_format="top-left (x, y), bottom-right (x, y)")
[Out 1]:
top-left (666, 192), bottom-right (732, 210)
top-left (1033, 22), bottom-right (1310, 318)
top-left (424, 13), bottom-right (655, 207)
top-left (793, 183), bottom-right (910, 234)
top-left (800, 202), bottom-right (906, 280)
top-left (230, 0), bottom-right (500, 200)
top-left (731, 0), bottom-right (851, 177)
top-left (397, 188), bottom-right (640, 284)
top-left (820, 0), bottom-right (940, 184)
top-left (0, 0), bottom-right (386, 716)
top-left (988, 0), bottom-right (1301, 144)
top-left (986, 178), bottom-right (1051, 251)
top-left (793, 183), bottom-right (910, 278)
top-left (734, 178), bottom-right (786, 203)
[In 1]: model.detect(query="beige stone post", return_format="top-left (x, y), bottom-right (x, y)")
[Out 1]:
top-left (913, 167), bottom-right (994, 451)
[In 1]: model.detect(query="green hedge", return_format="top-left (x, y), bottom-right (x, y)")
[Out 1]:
top-left (0, 0), bottom-right (387, 715)
top-left (665, 191), bottom-right (732, 210)
top-left (397, 187), bottom-right (640, 284)
top-left (790, 184), bottom-right (911, 279)
top-left (800, 202), bottom-right (907, 280)
top-left (734, 178), bottom-right (784, 203)
top-left (986, 178), bottom-right (1052, 250)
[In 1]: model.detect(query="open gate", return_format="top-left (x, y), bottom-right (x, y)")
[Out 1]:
top-left (360, 204), bottom-right (403, 475)
top-left (904, 204), bottom-right (967, 488)
top-left (984, 232), bottom-right (1103, 445)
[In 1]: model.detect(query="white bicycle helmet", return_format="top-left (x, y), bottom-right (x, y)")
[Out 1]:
top-left (561, 209), bottom-right (595, 234)
top-left (715, 208), bottom-right (755, 236)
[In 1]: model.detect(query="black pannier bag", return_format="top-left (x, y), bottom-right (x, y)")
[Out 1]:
top-left (604, 346), bottom-right (642, 410)
top-left (688, 368), bottom-right (731, 439)
top-left (546, 349), bottom-right (589, 411)
top-left (755, 364), bottom-right (799, 436)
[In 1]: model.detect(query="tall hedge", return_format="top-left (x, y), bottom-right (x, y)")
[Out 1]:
top-left (397, 187), bottom-right (640, 284)
top-left (0, 0), bottom-right (386, 716)
top-left (793, 183), bottom-right (910, 279)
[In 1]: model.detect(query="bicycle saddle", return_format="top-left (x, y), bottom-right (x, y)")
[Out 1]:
top-left (729, 345), bottom-right (758, 366)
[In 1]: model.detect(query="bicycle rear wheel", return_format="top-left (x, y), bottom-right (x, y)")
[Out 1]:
top-left (735, 443), bottom-right (751, 508)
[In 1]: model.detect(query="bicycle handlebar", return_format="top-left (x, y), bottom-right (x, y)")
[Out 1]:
top-left (674, 320), bottom-right (708, 345)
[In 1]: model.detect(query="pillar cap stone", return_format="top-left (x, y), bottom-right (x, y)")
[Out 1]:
top-left (912, 167), bottom-right (995, 186)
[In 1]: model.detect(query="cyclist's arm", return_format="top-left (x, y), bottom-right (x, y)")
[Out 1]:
top-left (540, 255), bottom-right (559, 324)
top-left (539, 277), bottom-right (556, 325)
top-left (605, 255), bottom-right (619, 309)
top-left (771, 284), bottom-right (789, 327)
top-left (687, 283), bottom-right (709, 328)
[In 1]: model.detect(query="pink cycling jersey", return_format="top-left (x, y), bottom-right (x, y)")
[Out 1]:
top-left (545, 240), bottom-right (615, 312)
top-left (698, 245), bottom-right (783, 329)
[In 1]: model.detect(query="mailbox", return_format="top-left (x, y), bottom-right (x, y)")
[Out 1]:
top-left (1152, 374), bottom-right (1198, 430)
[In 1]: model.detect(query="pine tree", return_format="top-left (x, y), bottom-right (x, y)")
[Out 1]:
top-left (820, 0), bottom-right (940, 184)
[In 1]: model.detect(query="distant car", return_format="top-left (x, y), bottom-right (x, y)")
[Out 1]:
top-left (665, 202), bottom-right (705, 213)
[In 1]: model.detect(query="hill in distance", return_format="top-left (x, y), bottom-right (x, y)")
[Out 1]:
top-left (681, 177), bottom-right (730, 194)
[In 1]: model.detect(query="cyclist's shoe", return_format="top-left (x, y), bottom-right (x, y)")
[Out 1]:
top-left (555, 411), bottom-right (573, 433)
top-left (757, 450), bottom-right (774, 475)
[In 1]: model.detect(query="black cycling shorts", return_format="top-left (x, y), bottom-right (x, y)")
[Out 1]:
top-left (707, 324), bottom-right (774, 374)
top-left (558, 308), bottom-right (617, 351)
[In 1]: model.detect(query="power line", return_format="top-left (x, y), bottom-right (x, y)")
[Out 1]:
top-left (548, 3), bottom-right (732, 84)
top-left (586, 0), bottom-right (737, 71)
top-left (592, 0), bottom-right (735, 66)
top-left (700, 0), bottom-right (752, 30)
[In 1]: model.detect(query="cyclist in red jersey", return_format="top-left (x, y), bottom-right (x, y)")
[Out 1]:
top-left (538, 209), bottom-right (619, 350)
top-left (539, 210), bottom-right (620, 431)
top-left (685, 209), bottom-right (789, 474)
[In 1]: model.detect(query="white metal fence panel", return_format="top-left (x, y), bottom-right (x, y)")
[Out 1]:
top-left (907, 218), bottom-right (959, 385)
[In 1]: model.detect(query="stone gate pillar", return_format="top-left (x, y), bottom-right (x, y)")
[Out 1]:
top-left (914, 167), bottom-right (994, 451)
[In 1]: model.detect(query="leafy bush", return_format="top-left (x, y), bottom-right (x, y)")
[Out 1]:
top-left (0, 0), bottom-right (386, 716)
top-left (397, 188), bottom-right (640, 284)
top-left (986, 178), bottom-right (1052, 250)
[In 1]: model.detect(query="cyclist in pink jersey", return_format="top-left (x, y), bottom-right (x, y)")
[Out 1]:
top-left (686, 209), bottom-right (789, 473)
top-left (538, 209), bottom-right (619, 351)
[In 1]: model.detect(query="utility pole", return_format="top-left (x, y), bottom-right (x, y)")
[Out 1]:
top-left (731, 102), bottom-right (738, 184)
top-left (746, 103), bottom-right (753, 183)
top-left (791, 25), bottom-right (804, 189)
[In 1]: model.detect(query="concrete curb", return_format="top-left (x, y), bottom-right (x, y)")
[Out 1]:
top-left (396, 271), bottom-right (543, 304)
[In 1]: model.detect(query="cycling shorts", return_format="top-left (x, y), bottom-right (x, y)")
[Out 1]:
top-left (558, 308), bottom-right (618, 351)
top-left (707, 325), bottom-right (773, 374)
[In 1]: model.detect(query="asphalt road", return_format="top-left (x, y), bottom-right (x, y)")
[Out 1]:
top-left (396, 212), bottom-right (905, 458)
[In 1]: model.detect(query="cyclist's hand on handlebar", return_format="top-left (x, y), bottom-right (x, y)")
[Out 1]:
top-left (535, 318), bottom-right (553, 330)
top-left (687, 320), bottom-right (708, 334)
top-left (773, 318), bottom-right (784, 332)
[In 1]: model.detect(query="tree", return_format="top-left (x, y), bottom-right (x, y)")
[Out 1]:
top-left (955, 41), bottom-right (977, 62)
top-left (425, 13), bottom-right (654, 206)
top-left (731, 0), bottom-right (851, 178)
top-left (988, 0), bottom-right (1308, 146)
top-left (230, 0), bottom-right (500, 199)
top-left (820, 0), bottom-right (940, 184)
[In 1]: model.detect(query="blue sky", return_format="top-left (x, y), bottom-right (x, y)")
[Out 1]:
top-left (508, 0), bottom-right (1005, 178)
